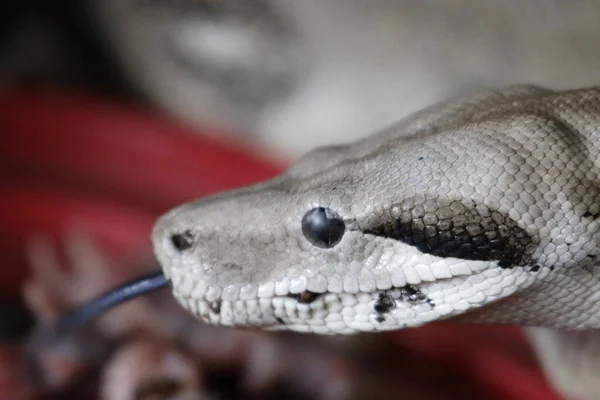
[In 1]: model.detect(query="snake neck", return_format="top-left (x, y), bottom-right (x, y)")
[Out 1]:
top-left (457, 265), bottom-right (600, 329)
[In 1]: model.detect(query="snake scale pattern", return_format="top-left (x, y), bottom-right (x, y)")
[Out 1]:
top-left (152, 86), bottom-right (600, 399)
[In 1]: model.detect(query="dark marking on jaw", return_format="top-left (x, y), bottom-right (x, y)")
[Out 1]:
top-left (374, 285), bottom-right (434, 323)
top-left (374, 293), bottom-right (396, 322)
top-left (364, 199), bottom-right (538, 269)
top-left (209, 301), bottom-right (222, 314)
top-left (275, 317), bottom-right (285, 324)
top-left (399, 285), bottom-right (434, 307)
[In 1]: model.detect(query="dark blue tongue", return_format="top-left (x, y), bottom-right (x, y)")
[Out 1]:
top-left (56, 270), bottom-right (169, 333)
top-left (25, 270), bottom-right (169, 360)
top-left (24, 270), bottom-right (170, 387)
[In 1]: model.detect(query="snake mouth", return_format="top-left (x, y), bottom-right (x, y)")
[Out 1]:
top-left (169, 261), bottom-right (537, 333)
top-left (172, 282), bottom-right (448, 334)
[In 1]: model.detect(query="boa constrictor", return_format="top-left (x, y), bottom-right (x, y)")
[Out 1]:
top-left (152, 85), bottom-right (600, 399)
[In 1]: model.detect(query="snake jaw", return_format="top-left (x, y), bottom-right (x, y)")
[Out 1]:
top-left (167, 258), bottom-right (544, 334)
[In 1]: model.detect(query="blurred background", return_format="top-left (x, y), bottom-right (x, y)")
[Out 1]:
top-left (2, 1), bottom-right (599, 399)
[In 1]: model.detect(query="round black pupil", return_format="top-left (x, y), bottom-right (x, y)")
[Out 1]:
top-left (302, 207), bottom-right (345, 248)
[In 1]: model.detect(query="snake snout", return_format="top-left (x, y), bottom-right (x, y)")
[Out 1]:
top-left (151, 209), bottom-right (200, 278)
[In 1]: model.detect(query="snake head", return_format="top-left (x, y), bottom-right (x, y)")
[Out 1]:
top-left (152, 88), bottom-right (600, 333)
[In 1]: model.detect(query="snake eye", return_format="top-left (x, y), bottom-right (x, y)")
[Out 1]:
top-left (301, 207), bottom-right (345, 248)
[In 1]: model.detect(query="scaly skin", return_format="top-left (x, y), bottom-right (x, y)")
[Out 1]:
top-left (152, 85), bottom-right (600, 399)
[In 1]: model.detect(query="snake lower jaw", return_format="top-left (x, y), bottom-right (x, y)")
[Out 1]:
top-left (167, 258), bottom-right (548, 334)
top-left (169, 267), bottom-right (512, 333)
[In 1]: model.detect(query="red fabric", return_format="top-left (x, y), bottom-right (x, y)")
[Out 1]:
top-left (389, 324), bottom-right (560, 400)
top-left (0, 86), bottom-right (281, 295)
top-left (0, 86), bottom-right (562, 399)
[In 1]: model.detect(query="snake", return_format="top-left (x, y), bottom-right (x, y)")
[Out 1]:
top-left (150, 85), bottom-right (600, 399)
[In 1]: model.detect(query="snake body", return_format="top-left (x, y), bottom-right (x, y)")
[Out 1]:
top-left (152, 86), bottom-right (600, 399)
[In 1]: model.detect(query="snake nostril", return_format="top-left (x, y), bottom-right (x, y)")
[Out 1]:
top-left (170, 230), bottom-right (195, 251)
